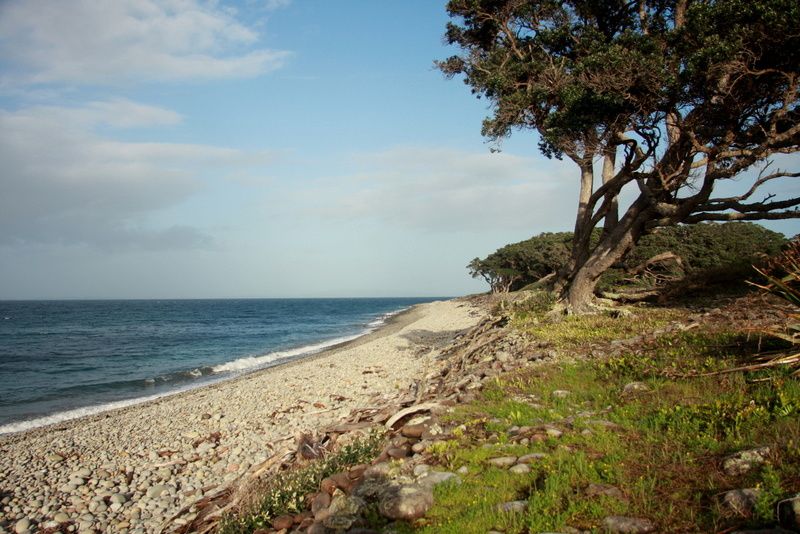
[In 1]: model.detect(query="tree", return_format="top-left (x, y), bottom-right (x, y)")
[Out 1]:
top-left (438, 0), bottom-right (800, 312)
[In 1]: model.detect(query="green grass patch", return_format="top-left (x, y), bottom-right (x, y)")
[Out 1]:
top-left (407, 316), bottom-right (800, 533)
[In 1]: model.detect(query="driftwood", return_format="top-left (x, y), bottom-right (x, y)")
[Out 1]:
top-left (384, 402), bottom-right (442, 430)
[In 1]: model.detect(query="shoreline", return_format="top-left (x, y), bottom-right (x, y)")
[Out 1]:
top-left (0, 304), bottom-right (421, 439)
top-left (0, 297), bottom-right (483, 534)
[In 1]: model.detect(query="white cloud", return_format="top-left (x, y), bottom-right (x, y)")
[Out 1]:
top-left (0, 100), bottom-right (254, 249)
top-left (301, 147), bottom-right (578, 233)
top-left (0, 0), bottom-right (291, 86)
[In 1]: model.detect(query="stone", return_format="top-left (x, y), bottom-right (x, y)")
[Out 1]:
top-left (602, 516), bottom-right (656, 533)
top-left (518, 453), bottom-right (548, 464)
top-left (622, 382), bottom-right (650, 395)
top-left (271, 515), bottom-right (294, 530)
top-left (777, 494), bottom-right (800, 530)
top-left (552, 390), bottom-right (571, 399)
top-left (401, 424), bottom-right (427, 439)
top-left (329, 472), bottom-right (355, 493)
top-left (544, 426), bottom-right (563, 438)
top-left (413, 464), bottom-right (431, 477)
top-left (723, 447), bottom-right (771, 476)
top-left (378, 484), bottom-right (434, 520)
top-left (110, 494), bottom-right (127, 504)
top-left (47, 454), bottom-right (65, 463)
top-left (456, 466), bottom-right (469, 475)
top-left (497, 500), bottom-right (528, 513)
top-left (386, 447), bottom-right (409, 460)
top-left (348, 464), bottom-right (368, 479)
top-left (14, 519), bottom-right (30, 534)
top-left (721, 488), bottom-right (761, 517)
top-left (145, 485), bottom-right (169, 499)
top-left (322, 495), bottom-right (365, 530)
top-left (320, 477), bottom-right (337, 494)
top-left (53, 512), bottom-right (70, 523)
top-left (487, 456), bottom-right (518, 468)
top-left (311, 492), bottom-right (331, 517)
top-left (417, 471), bottom-right (460, 488)
top-left (509, 464), bottom-right (531, 475)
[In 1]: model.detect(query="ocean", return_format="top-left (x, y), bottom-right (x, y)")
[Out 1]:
top-left (0, 297), bottom-right (443, 434)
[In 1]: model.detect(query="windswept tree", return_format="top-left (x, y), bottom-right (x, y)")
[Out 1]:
top-left (439, 0), bottom-right (800, 312)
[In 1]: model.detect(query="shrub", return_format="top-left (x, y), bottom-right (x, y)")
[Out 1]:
top-left (470, 223), bottom-right (786, 293)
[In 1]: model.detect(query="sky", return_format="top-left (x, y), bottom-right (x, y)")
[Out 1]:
top-left (0, 0), bottom-right (798, 300)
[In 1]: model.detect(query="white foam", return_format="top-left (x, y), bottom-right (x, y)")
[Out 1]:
top-left (211, 333), bottom-right (361, 374)
top-left (0, 388), bottom-right (189, 435)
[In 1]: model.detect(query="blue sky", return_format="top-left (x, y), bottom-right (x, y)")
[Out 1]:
top-left (1, 1), bottom-right (798, 299)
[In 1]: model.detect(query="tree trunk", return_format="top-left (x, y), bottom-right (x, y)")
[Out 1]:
top-left (563, 197), bottom-right (650, 313)
top-left (601, 147), bottom-right (619, 236)
top-left (555, 161), bottom-right (595, 295)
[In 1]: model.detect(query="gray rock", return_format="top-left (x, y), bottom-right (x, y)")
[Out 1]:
top-left (544, 426), bottom-right (563, 438)
top-left (723, 447), bottom-right (771, 476)
top-left (552, 390), bottom-right (571, 399)
top-left (456, 466), bottom-right (469, 475)
top-left (47, 454), bottom-right (65, 463)
top-left (721, 488), bottom-right (762, 516)
top-left (110, 493), bottom-right (127, 504)
top-left (497, 500), bottom-right (528, 513)
top-left (518, 453), bottom-right (548, 464)
top-left (602, 516), bottom-right (656, 533)
top-left (53, 512), bottom-right (70, 523)
top-left (509, 464), bottom-right (531, 475)
top-left (413, 464), bottom-right (431, 477)
top-left (622, 382), bottom-right (649, 395)
top-left (145, 485), bottom-right (169, 499)
top-left (778, 494), bottom-right (800, 530)
top-left (417, 471), bottom-right (461, 488)
top-left (487, 456), bottom-right (518, 468)
top-left (322, 494), bottom-right (365, 530)
top-left (378, 484), bottom-right (433, 520)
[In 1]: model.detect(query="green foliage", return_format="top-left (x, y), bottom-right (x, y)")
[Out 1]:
top-left (627, 223), bottom-right (786, 274)
top-left (470, 223), bottom-right (786, 293)
top-left (219, 431), bottom-right (385, 534)
top-left (468, 232), bottom-right (574, 292)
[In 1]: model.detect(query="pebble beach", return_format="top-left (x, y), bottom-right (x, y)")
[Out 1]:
top-left (0, 299), bottom-right (483, 534)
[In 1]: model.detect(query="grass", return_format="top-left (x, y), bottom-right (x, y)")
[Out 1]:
top-left (402, 306), bottom-right (800, 533)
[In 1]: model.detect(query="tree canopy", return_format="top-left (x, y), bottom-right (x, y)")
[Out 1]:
top-left (440, 0), bottom-right (800, 311)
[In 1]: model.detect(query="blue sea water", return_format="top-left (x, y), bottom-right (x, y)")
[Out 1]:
top-left (0, 298), bottom-right (443, 434)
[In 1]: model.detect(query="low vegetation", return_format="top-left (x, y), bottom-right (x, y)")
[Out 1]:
top-left (469, 222), bottom-right (787, 295)
top-left (219, 432), bottom-right (385, 534)
top-left (408, 304), bottom-right (800, 533)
